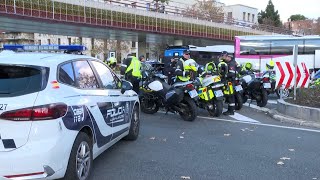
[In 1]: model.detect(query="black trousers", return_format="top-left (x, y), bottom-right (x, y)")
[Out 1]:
top-left (167, 74), bottom-right (174, 85)
top-left (226, 94), bottom-right (235, 112)
top-left (224, 80), bottom-right (235, 112)
top-left (126, 76), bottom-right (140, 94)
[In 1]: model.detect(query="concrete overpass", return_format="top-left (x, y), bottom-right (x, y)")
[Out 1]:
top-left (0, 0), bottom-right (286, 55)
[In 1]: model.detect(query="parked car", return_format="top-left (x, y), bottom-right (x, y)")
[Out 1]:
top-left (0, 45), bottom-right (140, 180)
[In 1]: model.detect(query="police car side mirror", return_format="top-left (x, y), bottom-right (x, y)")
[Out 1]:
top-left (121, 80), bottom-right (133, 94)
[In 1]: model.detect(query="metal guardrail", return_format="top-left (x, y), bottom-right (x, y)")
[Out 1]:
top-left (0, 0), bottom-right (293, 41)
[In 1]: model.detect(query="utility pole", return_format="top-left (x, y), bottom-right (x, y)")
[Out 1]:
top-left (293, 45), bottom-right (298, 101)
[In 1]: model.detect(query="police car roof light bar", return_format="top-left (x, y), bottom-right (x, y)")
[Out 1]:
top-left (2, 45), bottom-right (87, 53)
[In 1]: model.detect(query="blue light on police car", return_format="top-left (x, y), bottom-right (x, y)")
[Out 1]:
top-left (2, 44), bottom-right (87, 52)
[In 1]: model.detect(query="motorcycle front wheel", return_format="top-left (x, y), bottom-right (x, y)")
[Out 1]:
top-left (178, 97), bottom-right (198, 121)
top-left (208, 100), bottom-right (223, 117)
top-left (257, 89), bottom-right (268, 107)
top-left (140, 97), bottom-right (159, 114)
top-left (235, 93), bottom-right (243, 110)
top-left (276, 88), bottom-right (290, 98)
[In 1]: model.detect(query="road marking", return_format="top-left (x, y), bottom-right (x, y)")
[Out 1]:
top-left (157, 111), bottom-right (320, 133)
top-left (243, 103), bottom-right (270, 112)
top-left (268, 100), bottom-right (278, 104)
top-left (159, 110), bottom-right (260, 123)
top-left (223, 108), bottom-right (260, 123)
top-left (198, 115), bottom-right (320, 133)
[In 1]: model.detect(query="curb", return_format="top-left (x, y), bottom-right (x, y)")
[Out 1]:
top-left (277, 99), bottom-right (320, 122)
top-left (267, 109), bottom-right (320, 129)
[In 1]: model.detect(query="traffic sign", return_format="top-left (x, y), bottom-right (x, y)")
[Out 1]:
top-left (276, 62), bottom-right (310, 89)
top-left (109, 51), bottom-right (116, 58)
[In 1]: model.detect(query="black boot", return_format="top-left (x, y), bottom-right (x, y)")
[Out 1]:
top-left (223, 110), bottom-right (234, 115)
top-left (223, 106), bottom-right (235, 115)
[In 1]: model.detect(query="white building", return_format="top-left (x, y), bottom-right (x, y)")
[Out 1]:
top-left (223, 4), bottom-right (258, 24)
top-left (1, 32), bottom-right (157, 61)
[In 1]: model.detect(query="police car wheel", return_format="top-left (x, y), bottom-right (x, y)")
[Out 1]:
top-left (64, 132), bottom-right (93, 180)
top-left (124, 105), bottom-right (140, 141)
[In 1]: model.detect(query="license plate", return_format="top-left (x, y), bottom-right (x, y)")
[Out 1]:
top-left (214, 90), bottom-right (224, 97)
top-left (263, 83), bottom-right (271, 89)
top-left (188, 89), bottom-right (198, 98)
top-left (0, 104), bottom-right (8, 111)
top-left (234, 85), bottom-right (243, 92)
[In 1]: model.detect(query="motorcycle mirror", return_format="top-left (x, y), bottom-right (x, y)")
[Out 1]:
top-left (121, 80), bottom-right (133, 94)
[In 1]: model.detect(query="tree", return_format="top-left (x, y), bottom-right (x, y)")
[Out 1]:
top-left (314, 17), bottom-right (320, 34)
top-left (72, 38), bottom-right (81, 45)
top-left (107, 40), bottom-right (131, 62)
top-left (258, 0), bottom-right (281, 27)
top-left (149, 42), bottom-right (168, 60)
top-left (183, 0), bottom-right (224, 22)
top-left (91, 38), bottom-right (104, 57)
top-left (289, 14), bottom-right (307, 21)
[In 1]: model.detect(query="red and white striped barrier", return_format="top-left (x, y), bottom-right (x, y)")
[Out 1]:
top-left (276, 62), bottom-right (310, 89)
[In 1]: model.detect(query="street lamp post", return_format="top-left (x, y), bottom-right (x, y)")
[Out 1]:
top-left (288, 18), bottom-right (292, 31)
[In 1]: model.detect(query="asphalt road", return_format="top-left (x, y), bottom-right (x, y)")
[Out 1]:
top-left (90, 99), bottom-right (320, 180)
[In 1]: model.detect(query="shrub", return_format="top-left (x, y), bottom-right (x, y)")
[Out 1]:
top-left (288, 87), bottom-right (320, 108)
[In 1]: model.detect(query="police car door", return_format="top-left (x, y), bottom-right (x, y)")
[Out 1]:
top-left (69, 60), bottom-right (114, 149)
top-left (90, 60), bottom-right (134, 142)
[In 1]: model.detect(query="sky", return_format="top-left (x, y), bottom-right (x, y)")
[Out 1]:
top-left (221, 0), bottom-right (319, 22)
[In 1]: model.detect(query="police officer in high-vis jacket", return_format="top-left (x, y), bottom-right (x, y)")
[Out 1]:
top-left (120, 54), bottom-right (142, 94)
top-left (105, 54), bottom-right (117, 71)
top-left (175, 50), bottom-right (198, 82)
top-left (219, 51), bottom-right (237, 115)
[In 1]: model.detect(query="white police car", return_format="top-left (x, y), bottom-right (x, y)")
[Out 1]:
top-left (0, 45), bottom-right (140, 180)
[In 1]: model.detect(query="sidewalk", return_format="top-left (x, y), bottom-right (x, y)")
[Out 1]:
top-left (267, 99), bottom-right (320, 129)
top-left (268, 109), bottom-right (320, 129)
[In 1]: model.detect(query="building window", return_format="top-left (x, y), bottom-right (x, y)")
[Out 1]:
top-left (68, 38), bottom-right (71, 45)
top-left (132, 41), bottom-right (136, 48)
top-left (248, 13), bottom-right (250, 22)
top-left (48, 39), bottom-right (51, 45)
top-left (38, 40), bottom-right (41, 45)
top-left (58, 38), bottom-right (61, 45)
top-left (252, 14), bottom-right (255, 22)
top-left (243, 12), bottom-right (246, 21)
top-left (227, 12), bottom-right (233, 23)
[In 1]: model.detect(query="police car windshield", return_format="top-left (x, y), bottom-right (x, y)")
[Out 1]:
top-left (0, 65), bottom-right (49, 97)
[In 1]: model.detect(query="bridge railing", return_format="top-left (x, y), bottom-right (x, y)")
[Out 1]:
top-left (0, 0), bottom-right (293, 41)
top-left (103, 0), bottom-right (292, 35)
